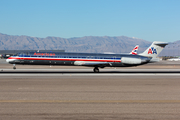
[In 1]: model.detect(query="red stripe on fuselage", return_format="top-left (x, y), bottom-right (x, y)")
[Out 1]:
top-left (8, 57), bottom-right (121, 62)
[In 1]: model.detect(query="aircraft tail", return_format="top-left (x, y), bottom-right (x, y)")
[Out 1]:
top-left (130, 45), bottom-right (139, 55)
top-left (139, 41), bottom-right (168, 58)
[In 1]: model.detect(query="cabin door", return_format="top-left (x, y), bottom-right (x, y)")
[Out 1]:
top-left (113, 56), bottom-right (116, 62)
top-left (20, 55), bottom-right (24, 63)
top-left (20, 54), bottom-right (24, 60)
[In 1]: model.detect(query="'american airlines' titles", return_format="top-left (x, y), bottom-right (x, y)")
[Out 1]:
top-left (34, 53), bottom-right (55, 56)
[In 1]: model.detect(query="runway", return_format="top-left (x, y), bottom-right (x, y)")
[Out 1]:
top-left (0, 68), bottom-right (180, 77)
top-left (1, 60), bottom-right (180, 120)
top-left (1, 74), bottom-right (180, 120)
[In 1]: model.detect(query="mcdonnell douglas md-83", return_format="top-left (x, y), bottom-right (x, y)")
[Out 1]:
top-left (6, 41), bottom-right (167, 72)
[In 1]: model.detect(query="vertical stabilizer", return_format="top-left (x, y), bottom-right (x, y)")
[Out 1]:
top-left (130, 45), bottom-right (139, 55)
top-left (139, 41), bottom-right (168, 58)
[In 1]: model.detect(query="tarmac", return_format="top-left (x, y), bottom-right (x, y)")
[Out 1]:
top-left (0, 59), bottom-right (180, 120)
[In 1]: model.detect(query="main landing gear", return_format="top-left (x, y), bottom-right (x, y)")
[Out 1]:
top-left (93, 67), bottom-right (99, 73)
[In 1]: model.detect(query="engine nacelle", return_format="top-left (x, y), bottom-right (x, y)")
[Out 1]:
top-left (121, 57), bottom-right (141, 65)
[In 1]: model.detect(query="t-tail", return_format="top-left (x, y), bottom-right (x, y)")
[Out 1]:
top-left (139, 41), bottom-right (168, 62)
top-left (130, 45), bottom-right (139, 55)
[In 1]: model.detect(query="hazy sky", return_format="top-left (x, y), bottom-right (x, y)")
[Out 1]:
top-left (0, 0), bottom-right (180, 42)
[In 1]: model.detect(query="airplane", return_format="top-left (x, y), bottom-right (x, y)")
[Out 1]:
top-left (167, 57), bottom-right (180, 61)
top-left (6, 41), bottom-right (168, 72)
top-left (130, 45), bottom-right (139, 55)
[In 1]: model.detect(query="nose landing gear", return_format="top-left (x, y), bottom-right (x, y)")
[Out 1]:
top-left (13, 64), bottom-right (16, 70)
top-left (93, 67), bottom-right (99, 73)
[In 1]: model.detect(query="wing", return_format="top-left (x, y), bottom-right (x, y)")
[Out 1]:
top-left (74, 61), bottom-right (112, 67)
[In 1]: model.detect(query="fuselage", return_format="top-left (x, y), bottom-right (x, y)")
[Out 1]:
top-left (6, 52), bottom-right (151, 67)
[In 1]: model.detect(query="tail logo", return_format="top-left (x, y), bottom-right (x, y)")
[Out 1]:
top-left (130, 45), bottom-right (139, 55)
top-left (148, 47), bottom-right (157, 54)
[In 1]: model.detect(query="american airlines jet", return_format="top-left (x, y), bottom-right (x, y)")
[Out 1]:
top-left (6, 41), bottom-right (167, 72)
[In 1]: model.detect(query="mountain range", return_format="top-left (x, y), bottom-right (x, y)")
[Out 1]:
top-left (0, 33), bottom-right (179, 56)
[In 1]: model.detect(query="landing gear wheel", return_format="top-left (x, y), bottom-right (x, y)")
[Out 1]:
top-left (93, 67), bottom-right (99, 73)
top-left (13, 66), bottom-right (16, 70)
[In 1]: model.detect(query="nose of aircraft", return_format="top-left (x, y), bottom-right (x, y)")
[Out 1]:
top-left (6, 58), bottom-right (10, 63)
top-left (6, 58), bottom-right (14, 63)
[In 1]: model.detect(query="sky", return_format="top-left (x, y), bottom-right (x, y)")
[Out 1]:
top-left (0, 0), bottom-right (180, 42)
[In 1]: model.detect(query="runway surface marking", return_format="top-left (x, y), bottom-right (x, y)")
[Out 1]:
top-left (1, 100), bottom-right (180, 103)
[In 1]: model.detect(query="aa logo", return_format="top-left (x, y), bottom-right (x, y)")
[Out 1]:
top-left (148, 47), bottom-right (157, 54)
